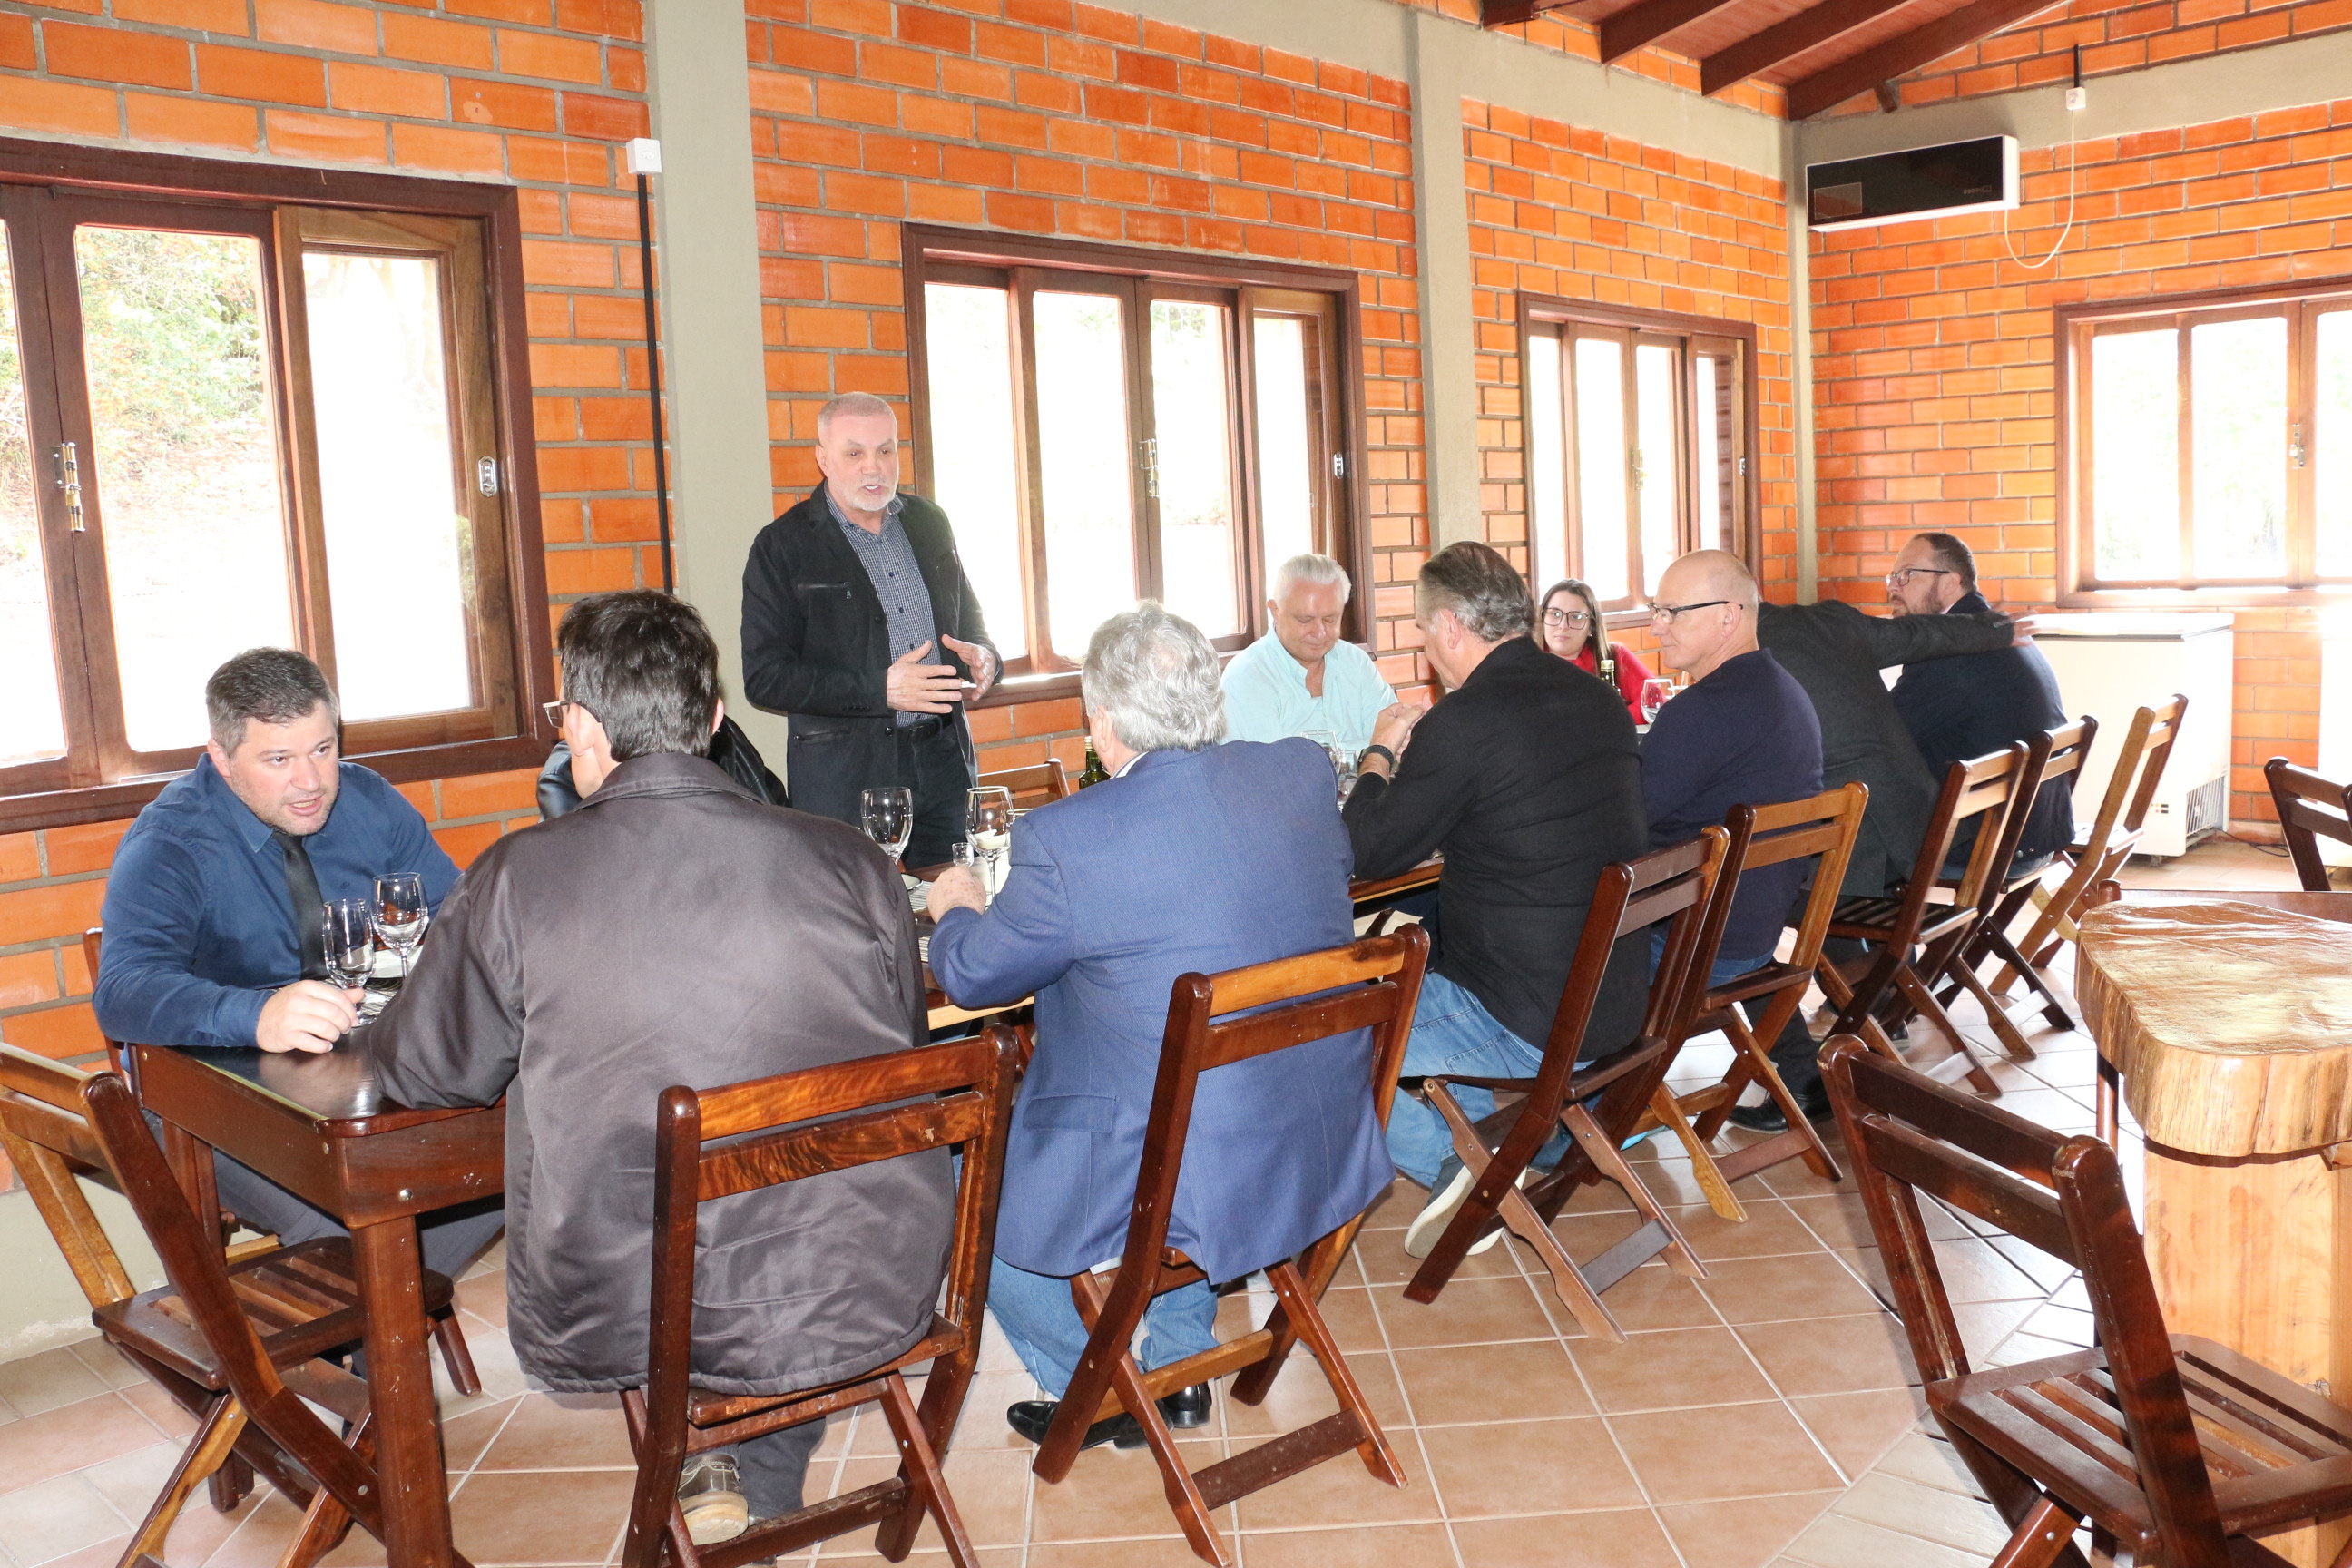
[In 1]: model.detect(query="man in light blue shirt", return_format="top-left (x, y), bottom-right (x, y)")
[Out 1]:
top-left (1220, 554), bottom-right (1396, 753)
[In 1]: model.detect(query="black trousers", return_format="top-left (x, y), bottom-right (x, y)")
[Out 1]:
top-left (720, 1416), bottom-right (828, 1518)
top-left (890, 720), bottom-right (979, 868)
top-left (206, 1142), bottom-right (506, 1280)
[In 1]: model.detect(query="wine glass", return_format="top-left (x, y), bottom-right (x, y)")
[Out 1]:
top-left (372, 871), bottom-right (428, 980)
top-left (321, 898), bottom-right (375, 995)
top-left (860, 786), bottom-right (914, 870)
top-left (966, 785), bottom-right (1014, 899)
top-left (1641, 677), bottom-right (1677, 725)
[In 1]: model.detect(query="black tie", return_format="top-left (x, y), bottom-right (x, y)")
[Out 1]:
top-left (272, 829), bottom-right (328, 982)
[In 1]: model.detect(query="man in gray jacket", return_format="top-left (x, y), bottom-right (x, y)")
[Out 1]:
top-left (372, 590), bottom-right (952, 1541)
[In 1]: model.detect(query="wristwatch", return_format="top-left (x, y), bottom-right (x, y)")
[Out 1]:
top-left (1361, 743), bottom-right (1398, 771)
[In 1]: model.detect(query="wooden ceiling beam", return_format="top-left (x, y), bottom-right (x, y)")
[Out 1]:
top-left (1481, 0), bottom-right (1578, 24)
top-left (1784, 0), bottom-right (2070, 116)
top-left (1698, 0), bottom-right (1916, 97)
top-left (1599, 0), bottom-right (1751, 62)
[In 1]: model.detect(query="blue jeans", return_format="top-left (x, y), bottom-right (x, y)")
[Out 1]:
top-left (1386, 971), bottom-right (1549, 1189)
top-left (987, 1254), bottom-right (1219, 1398)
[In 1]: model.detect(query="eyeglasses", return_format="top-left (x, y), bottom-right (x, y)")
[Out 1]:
top-left (1543, 607), bottom-right (1592, 627)
top-left (1645, 599), bottom-right (1730, 623)
top-left (541, 700), bottom-right (569, 729)
top-left (1885, 567), bottom-right (1954, 589)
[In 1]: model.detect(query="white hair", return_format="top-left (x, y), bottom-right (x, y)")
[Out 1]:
top-left (1081, 603), bottom-right (1227, 754)
top-left (816, 391), bottom-right (896, 439)
top-left (1272, 553), bottom-right (1350, 602)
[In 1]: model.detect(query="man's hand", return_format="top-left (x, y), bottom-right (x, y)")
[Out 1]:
top-left (942, 634), bottom-right (997, 701)
top-left (258, 980), bottom-right (361, 1054)
top-left (884, 641), bottom-right (963, 714)
top-left (929, 864), bottom-right (987, 919)
top-left (1360, 702), bottom-right (1424, 780)
top-left (2010, 614), bottom-right (2042, 646)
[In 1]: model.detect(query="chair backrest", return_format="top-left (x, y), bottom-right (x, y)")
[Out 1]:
top-left (1962, 718), bottom-right (2093, 921)
top-left (1699, 782), bottom-right (1870, 983)
top-left (2115, 694), bottom-right (2188, 838)
top-left (644, 1027), bottom-right (1024, 1426)
top-left (2265, 758), bottom-right (2352, 892)
top-left (1103, 925), bottom-right (1433, 1290)
top-left (0, 1045), bottom-right (134, 1308)
top-left (977, 759), bottom-right (1070, 812)
top-left (1884, 744), bottom-right (2031, 946)
top-left (1819, 1036), bottom-right (2232, 1558)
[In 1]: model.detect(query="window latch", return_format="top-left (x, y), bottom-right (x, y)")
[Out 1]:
top-left (1332, 453), bottom-right (1346, 478)
top-left (51, 441), bottom-right (83, 532)
top-left (1142, 436), bottom-right (1159, 500)
top-left (2291, 422), bottom-right (2307, 469)
top-left (477, 456), bottom-right (500, 496)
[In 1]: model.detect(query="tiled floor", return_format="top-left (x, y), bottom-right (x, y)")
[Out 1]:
top-left (0, 837), bottom-right (2305, 1568)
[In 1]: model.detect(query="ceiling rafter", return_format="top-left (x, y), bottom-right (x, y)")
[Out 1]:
top-left (1599, 0), bottom-right (1753, 63)
top-left (1784, 0), bottom-right (2072, 115)
top-left (1696, 0), bottom-right (1916, 96)
top-left (1480, 0), bottom-right (1580, 26)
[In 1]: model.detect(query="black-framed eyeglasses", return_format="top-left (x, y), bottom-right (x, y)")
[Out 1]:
top-left (1543, 607), bottom-right (1592, 627)
top-left (1885, 567), bottom-right (1954, 589)
top-left (1645, 599), bottom-right (1730, 623)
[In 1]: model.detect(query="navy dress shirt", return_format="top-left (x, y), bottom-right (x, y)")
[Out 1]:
top-left (1890, 589), bottom-right (2074, 864)
top-left (94, 757), bottom-right (461, 1049)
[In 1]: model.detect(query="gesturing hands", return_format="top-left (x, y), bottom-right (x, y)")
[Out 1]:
top-left (885, 641), bottom-right (964, 714)
top-left (258, 979), bottom-right (362, 1054)
top-left (942, 635), bottom-right (998, 701)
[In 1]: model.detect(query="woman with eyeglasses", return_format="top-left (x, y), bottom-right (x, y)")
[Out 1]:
top-left (1538, 580), bottom-right (1652, 724)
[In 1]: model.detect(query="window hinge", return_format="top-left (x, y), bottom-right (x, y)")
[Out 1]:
top-left (2290, 423), bottom-right (2307, 469)
top-left (51, 441), bottom-right (83, 532)
top-left (477, 456), bottom-right (501, 496)
top-left (1142, 436), bottom-right (1159, 499)
top-left (1332, 453), bottom-right (1346, 478)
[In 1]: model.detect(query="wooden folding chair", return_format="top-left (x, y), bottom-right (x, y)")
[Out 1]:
top-left (1405, 831), bottom-right (1728, 1338)
top-left (2266, 756), bottom-right (2352, 892)
top-left (1990, 696), bottom-right (2187, 1002)
top-left (1927, 717), bottom-right (2098, 1062)
top-left (618, 1028), bottom-right (1023, 1568)
top-left (1033, 926), bottom-right (1432, 1568)
top-left (1822, 1036), bottom-right (2352, 1568)
top-left (1641, 784), bottom-right (1869, 1220)
top-left (976, 759), bottom-right (1070, 811)
top-left (1818, 743), bottom-right (2035, 1095)
top-left (77, 1067), bottom-right (439, 1568)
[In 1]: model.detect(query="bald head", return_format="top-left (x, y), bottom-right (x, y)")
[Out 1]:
top-left (1651, 549), bottom-right (1759, 684)
top-left (1659, 549), bottom-right (1759, 612)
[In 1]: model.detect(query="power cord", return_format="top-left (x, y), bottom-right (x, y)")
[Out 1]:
top-left (2002, 53), bottom-right (2084, 270)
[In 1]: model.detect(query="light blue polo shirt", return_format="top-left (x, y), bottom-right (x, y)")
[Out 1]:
top-left (1220, 633), bottom-right (1396, 752)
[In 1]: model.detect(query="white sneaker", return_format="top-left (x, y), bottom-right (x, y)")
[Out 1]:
top-left (678, 1452), bottom-right (750, 1544)
top-left (1403, 1159), bottom-right (1514, 1260)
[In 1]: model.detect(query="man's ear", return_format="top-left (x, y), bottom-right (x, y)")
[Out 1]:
top-left (711, 697), bottom-right (726, 737)
top-left (204, 739), bottom-right (230, 776)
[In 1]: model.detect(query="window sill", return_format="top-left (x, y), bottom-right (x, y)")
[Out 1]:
top-left (2057, 586), bottom-right (2352, 612)
top-left (0, 735), bottom-right (552, 835)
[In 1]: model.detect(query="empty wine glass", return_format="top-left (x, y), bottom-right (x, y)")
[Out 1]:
top-left (1641, 677), bottom-right (1677, 725)
top-left (860, 786), bottom-right (914, 869)
top-left (966, 785), bottom-right (1014, 898)
top-left (321, 898), bottom-right (374, 995)
top-left (373, 871), bottom-right (427, 980)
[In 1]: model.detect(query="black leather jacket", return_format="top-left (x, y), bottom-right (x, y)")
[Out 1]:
top-left (537, 717), bottom-right (786, 821)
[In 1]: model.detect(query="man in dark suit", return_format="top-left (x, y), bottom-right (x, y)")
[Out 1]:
top-left (1888, 531), bottom-right (2073, 865)
top-left (740, 392), bottom-right (1000, 866)
top-left (372, 591), bottom-right (953, 1544)
top-left (1344, 542), bottom-right (1649, 1259)
top-left (928, 603), bottom-right (1392, 1451)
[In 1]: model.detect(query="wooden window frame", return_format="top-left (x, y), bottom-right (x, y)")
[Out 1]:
top-left (1516, 293), bottom-right (1761, 632)
top-left (2058, 277), bottom-right (2352, 608)
top-left (0, 136), bottom-right (555, 834)
top-left (901, 225), bottom-right (1371, 705)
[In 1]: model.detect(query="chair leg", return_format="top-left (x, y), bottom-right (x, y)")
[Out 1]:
top-left (618, 1387), bottom-right (699, 1568)
top-left (1064, 1273), bottom-right (1231, 1568)
top-left (1989, 1494), bottom-right (2087, 1568)
top-left (1893, 964), bottom-right (2002, 1095)
top-left (875, 1346), bottom-right (984, 1561)
top-left (115, 1394), bottom-right (247, 1568)
top-left (429, 1306), bottom-right (481, 1396)
top-left (2095, 1054), bottom-right (2121, 1146)
top-left (209, 1452), bottom-right (254, 1514)
top-left (871, 1371), bottom-right (975, 1568)
top-left (276, 1415), bottom-right (369, 1568)
top-left (1648, 1083), bottom-right (1747, 1222)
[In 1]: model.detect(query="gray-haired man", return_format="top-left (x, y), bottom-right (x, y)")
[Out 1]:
top-left (1220, 552), bottom-right (1396, 751)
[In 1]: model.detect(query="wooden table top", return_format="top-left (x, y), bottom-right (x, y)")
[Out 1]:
top-left (2078, 891), bottom-right (2352, 1157)
top-left (132, 1032), bottom-right (478, 1134)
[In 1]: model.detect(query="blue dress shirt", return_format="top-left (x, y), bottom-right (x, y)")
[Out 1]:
top-left (94, 756), bottom-right (461, 1049)
top-left (1219, 634), bottom-right (1396, 752)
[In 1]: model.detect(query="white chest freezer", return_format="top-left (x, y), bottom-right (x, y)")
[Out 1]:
top-left (2029, 612), bottom-right (2235, 859)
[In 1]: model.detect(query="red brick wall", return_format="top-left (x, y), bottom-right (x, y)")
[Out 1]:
top-left (1807, 100), bottom-right (2352, 828)
top-left (745, 0), bottom-right (1430, 767)
top-left (0, 0), bottom-right (657, 1066)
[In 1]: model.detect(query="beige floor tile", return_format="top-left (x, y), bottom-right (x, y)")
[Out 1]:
top-left (453, 1271), bottom-right (509, 1329)
top-left (939, 1372), bottom-right (1048, 1452)
top-left (74, 1440), bottom-right (184, 1525)
top-left (1418, 1416), bottom-right (1645, 1516)
top-left (1781, 1507), bottom-right (1994, 1568)
top-left (1025, 1540), bottom-right (1215, 1568)
top-left (1348, 1221), bottom-right (1524, 1288)
top-left (1777, 1193), bottom-right (1878, 1254)
top-left (1661, 1201), bottom-right (1828, 1261)
top-left (1658, 1490), bottom-right (1844, 1568)
top-left (819, 1446), bottom-right (1033, 1552)
top-left (1313, 1282), bottom-right (1388, 1354)
top-left (1242, 1521), bottom-right (1460, 1568)
top-left (1451, 1506), bottom-right (1681, 1566)
top-left (1952, 1298), bottom-right (2042, 1364)
top-left (0, 1394), bottom-right (176, 1496)
top-left (1736, 1314), bottom-right (1917, 1397)
top-left (21, 1531), bottom-right (136, 1568)
top-left (447, 1467), bottom-right (635, 1564)
top-left (1570, 1325), bottom-right (1779, 1414)
top-left (1220, 1349), bottom-right (1408, 1437)
top-left (0, 1347), bottom-right (113, 1419)
top-left (1392, 1341), bottom-right (1591, 1426)
top-left (1605, 1403), bottom-right (1842, 1504)
top-left (1787, 1388), bottom-right (1929, 1477)
top-left (441, 1395), bottom-right (521, 1473)
top-left (472, 1391), bottom-right (635, 1471)
top-left (1026, 1443), bottom-right (1228, 1544)
top-left (1871, 1430), bottom-right (1982, 1496)
top-left (0, 1474), bottom-right (130, 1568)
top-left (1358, 1178), bottom-right (1419, 1231)
top-left (1695, 1252), bottom-right (1887, 1325)
top-left (1927, 1236), bottom-right (2048, 1304)
top-left (1228, 1433), bottom-right (1439, 1531)
top-left (1369, 1275), bottom-right (1556, 1349)
top-left (1834, 1470), bottom-right (2014, 1556)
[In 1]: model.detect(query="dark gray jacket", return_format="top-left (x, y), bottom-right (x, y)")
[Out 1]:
top-left (1756, 599), bottom-right (2013, 895)
top-left (369, 753), bottom-right (952, 1396)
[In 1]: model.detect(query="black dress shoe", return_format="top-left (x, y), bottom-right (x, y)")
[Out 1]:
top-left (1159, 1382), bottom-right (1212, 1428)
top-left (1007, 1399), bottom-right (1145, 1450)
top-left (1725, 1085), bottom-right (1833, 1134)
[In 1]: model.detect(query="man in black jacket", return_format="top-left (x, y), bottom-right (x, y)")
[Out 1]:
top-left (373, 591), bottom-right (952, 1543)
top-left (741, 392), bottom-right (999, 866)
top-left (1344, 542), bottom-right (1648, 1257)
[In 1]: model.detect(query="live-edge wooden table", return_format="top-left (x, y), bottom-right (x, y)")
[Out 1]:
top-left (130, 1038), bottom-right (503, 1568)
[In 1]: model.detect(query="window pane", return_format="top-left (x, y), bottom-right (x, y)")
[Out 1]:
top-left (923, 283), bottom-right (1024, 661)
top-left (0, 229), bottom-right (64, 768)
top-left (1695, 355), bottom-right (1728, 551)
top-left (1527, 331), bottom-right (1566, 588)
top-left (1634, 342), bottom-right (1678, 597)
top-left (1033, 291), bottom-right (1135, 660)
top-left (1149, 299), bottom-right (1238, 637)
top-left (78, 227), bottom-right (294, 752)
top-left (303, 252), bottom-right (473, 722)
top-left (2190, 315), bottom-right (2288, 580)
top-left (2318, 312), bottom-right (2352, 578)
top-left (1573, 337), bottom-right (1628, 602)
top-left (1251, 315), bottom-right (1316, 585)
top-left (2090, 328), bottom-right (2180, 581)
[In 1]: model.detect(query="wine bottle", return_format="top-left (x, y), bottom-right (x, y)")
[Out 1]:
top-left (1078, 742), bottom-right (1109, 788)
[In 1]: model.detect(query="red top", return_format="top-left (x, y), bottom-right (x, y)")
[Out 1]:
top-left (1571, 640), bottom-right (1654, 723)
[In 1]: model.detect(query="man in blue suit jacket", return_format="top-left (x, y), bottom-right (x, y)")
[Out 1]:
top-left (928, 604), bottom-right (1392, 1451)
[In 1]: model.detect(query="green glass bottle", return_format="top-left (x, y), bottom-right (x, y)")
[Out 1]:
top-left (1078, 742), bottom-right (1109, 789)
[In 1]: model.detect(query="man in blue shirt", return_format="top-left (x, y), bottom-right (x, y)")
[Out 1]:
top-left (95, 648), bottom-right (499, 1272)
top-left (1220, 554), bottom-right (1396, 753)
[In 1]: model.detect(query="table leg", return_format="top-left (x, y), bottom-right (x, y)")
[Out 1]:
top-left (350, 1215), bottom-right (454, 1568)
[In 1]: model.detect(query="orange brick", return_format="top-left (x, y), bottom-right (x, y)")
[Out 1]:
top-left (561, 90), bottom-right (644, 140)
top-left (115, 0), bottom-right (248, 28)
top-left (0, 76), bottom-right (119, 137)
top-left (44, 820), bottom-right (127, 877)
top-left (3, 1002), bottom-right (102, 1062)
top-left (430, 820), bottom-right (505, 870)
top-left (265, 107), bottom-right (387, 162)
top-left (256, 0), bottom-right (380, 54)
top-left (497, 26), bottom-right (603, 83)
top-left (383, 14), bottom-right (495, 70)
top-left (198, 43), bottom-right (329, 106)
top-left (0, 879), bottom-right (107, 945)
top-left (0, 832), bottom-right (36, 882)
top-left (126, 91), bottom-right (260, 150)
top-left (439, 768), bottom-right (539, 818)
top-left (61, 940), bottom-right (91, 998)
top-left (392, 122), bottom-right (505, 174)
top-left (557, 0), bottom-right (641, 40)
top-left (329, 61), bottom-right (446, 118)
top-left (0, 950), bottom-right (59, 1010)
top-left (0, 14), bottom-right (28, 72)
top-left (44, 22), bottom-right (191, 89)
top-left (544, 545), bottom-right (640, 594)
